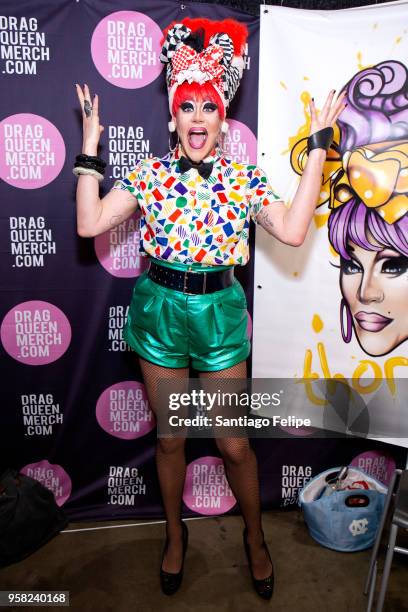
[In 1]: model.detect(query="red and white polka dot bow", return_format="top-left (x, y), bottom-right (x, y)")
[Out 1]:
top-left (170, 43), bottom-right (224, 88)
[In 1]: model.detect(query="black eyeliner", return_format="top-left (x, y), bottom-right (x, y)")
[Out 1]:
top-left (180, 102), bottom-right (194, 111)
top-left (381, 256), bottom-right (408, 275)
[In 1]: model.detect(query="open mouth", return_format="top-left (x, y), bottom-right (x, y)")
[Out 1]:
top-left (188, 128), bottom-right (208, 150)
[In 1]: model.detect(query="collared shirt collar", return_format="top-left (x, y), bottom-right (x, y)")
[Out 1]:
top-left (169, 144), bottom-right (222, 169)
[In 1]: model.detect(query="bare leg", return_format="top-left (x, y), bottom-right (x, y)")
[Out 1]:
top-left (199, 360), bottom-right (273, 580)
top-left (139, 357), bottom-right (189, 573)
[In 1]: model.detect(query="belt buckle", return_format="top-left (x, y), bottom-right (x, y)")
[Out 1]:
top-left (183, 268), bottom-right (207, 294)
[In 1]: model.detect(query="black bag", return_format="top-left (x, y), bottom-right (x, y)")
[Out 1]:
top-left (0, 467), bottom-right (69, 567)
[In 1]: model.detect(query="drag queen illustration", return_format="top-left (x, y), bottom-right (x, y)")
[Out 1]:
top-left (292, 60), bottom-right (408, 357)
top-left (74, 17), bottom-right (345, 600)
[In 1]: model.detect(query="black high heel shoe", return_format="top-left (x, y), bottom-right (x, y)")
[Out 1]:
top-left (160, 520), bottom-right (188, 595)
top-left (243, 527), bottom-right (274, 600)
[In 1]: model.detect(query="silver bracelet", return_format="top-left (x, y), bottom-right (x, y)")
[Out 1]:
top-left (72, 166), bottom-right (104, 182)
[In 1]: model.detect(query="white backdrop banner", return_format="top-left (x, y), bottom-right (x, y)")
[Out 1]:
top-left (255, 1), bottom-right (408, 445)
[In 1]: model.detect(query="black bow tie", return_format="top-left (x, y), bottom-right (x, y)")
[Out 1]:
top-left (178, 156), bottom-right (213, 180)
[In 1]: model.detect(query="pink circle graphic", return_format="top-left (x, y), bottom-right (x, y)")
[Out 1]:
top-left (21, 459), bottom-right (72, 506)
top-left (350, 451), bottom-right (396, 486)
top-left (224, 119), bottom-right (257, 165)
top-left (183, 456), bottom-right (236, 515)
top-left (279, 424), bottom-right (318, 437)
top-left (94, 210), bottom-right (149, 278)
top-left (91, 11), bottom-right (163, 89)
top-left (0, 114), bottom-right (65, 189)
top-left (1, 300), bottom-right (71, 365)
top-left (96, 380), bottom-right (155, 440)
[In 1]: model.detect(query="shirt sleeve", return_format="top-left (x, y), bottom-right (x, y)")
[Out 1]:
top-left (110, 160), bottom-right (147, 199)
top-left (247, 166), bottom-right (283, 224)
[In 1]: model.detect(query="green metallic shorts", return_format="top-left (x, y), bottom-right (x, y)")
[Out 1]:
top-left (123, 259), bottom-right (250, 371)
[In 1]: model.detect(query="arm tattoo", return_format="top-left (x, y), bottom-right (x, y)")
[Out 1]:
top-left (257, 207), bottom-right (275, 234)
top-left (110, 215), bottom-right (124, 227)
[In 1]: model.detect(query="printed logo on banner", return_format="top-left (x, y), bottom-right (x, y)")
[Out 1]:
top-left (223, 119), bottom-right (257, 165)
top-left (183, 456), bottom-right (236, 515)
top-left (96, 380), bottom-right (155, 440)
top-left (281, 465), bottom-right (312, 506)
top-left (9, 216), bottom-right (56, 268)
top-left (108, 305), bottom-right (131, 352)
top-left (21, 393), bottom-right (63, 436)
top-left (109, 125), bottom-right (152, 180)
top-left (0, 16), bottom-right (50, 75)
top-left (279, 422), bottom-right (317, 437)
top-left (21, 459), bottom-right (71, 506)
top-left (0, 114), bottom-right (65, 189)
top-left (243, 43), bottom-right (251, 71)
top-left (94, 210), bottom-right (148, 278)
top-left (107, 466), bottom-right (147, 505)
top-left (350, 451), bottom-right (396, 486)
top-left (91, 11), bottom-right (163, 88)
top-left (0, 300), bottom-right (71, 365)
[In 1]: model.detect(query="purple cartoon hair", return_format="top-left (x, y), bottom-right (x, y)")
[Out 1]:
top-left (328, 60), bottom-right (408, 258)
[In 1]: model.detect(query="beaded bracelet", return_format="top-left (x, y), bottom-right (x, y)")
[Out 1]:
top-left (74, 160), bottom-right (105, 175)
top-left (74, 153), bottom-right (106, 179)
top-left (76, 154), bottom-right (107, 168)
top-left (72, 167), bottom-right (104, 182)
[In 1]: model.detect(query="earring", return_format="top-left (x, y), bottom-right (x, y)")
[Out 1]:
top-left (168, 131), bottom-right (179, 153)
top-left (221, 121), bottom-right (229, 134)
top-left (168, 120), bottom-right (176, 132)
top-left (215, 142), bottom-right (223, 157)
top-left (340, 298), bottom-right (353, 343)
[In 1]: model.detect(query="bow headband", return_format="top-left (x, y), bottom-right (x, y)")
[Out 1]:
top-left (160, 20), bottom-right (246, 113)
top-left (291, 135), bottom-right (408, 224)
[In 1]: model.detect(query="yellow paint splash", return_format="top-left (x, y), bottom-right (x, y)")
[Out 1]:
top-left (303, 76), bottom-right (309, 81)
top-left (357, 51), bottom-right (372, 71)
top-left (329, 244), bottom-right (339, 258)
top-left (280, 81), bottom-right (287, 90)
top-left (313, 211), bottom-right (330, 229)
top-left (312, 314), bottom-right (324, 334)
top-left (396, 36), bottom-right (402, 44)
top-left (282, 90), bottom-right (312, 156)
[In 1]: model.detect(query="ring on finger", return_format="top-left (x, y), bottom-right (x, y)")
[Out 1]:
top-left (84, 100), bottom-right (93, 117)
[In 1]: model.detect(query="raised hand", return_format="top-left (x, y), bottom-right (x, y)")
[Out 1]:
top-left (309, 89), bottom-right (347, 136)
top-left (75, 83), bottom-right (104, 155)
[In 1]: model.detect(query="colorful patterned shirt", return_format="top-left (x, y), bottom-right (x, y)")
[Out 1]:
top-left (111, 146), bottom-right (282, 266)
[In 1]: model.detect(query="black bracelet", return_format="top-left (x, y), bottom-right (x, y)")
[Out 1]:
top-left (74, 161), bottom-right (106, 175)
top-left (76, 154), bottom-right (107, 168)
top-left (307, 127), bottom-right (334, 155)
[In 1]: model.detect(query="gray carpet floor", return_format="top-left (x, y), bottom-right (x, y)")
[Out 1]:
top-left (2, 509), bottom-right (407, 612)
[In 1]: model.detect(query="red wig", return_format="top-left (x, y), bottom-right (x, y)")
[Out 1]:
top-left (171, 81), bottom-right (225, 119)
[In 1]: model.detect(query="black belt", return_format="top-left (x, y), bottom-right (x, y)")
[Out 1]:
top-left (147, 260), bottom-right (234, 294)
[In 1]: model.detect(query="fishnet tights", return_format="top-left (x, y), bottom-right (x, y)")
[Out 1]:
top-left (138, 357), bottom-right (271, 578)
top-left (200, 361), bottom-right (263, 538)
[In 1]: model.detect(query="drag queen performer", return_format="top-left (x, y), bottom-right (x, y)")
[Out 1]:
top-left (75, 17), bottom-right (345, 600)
